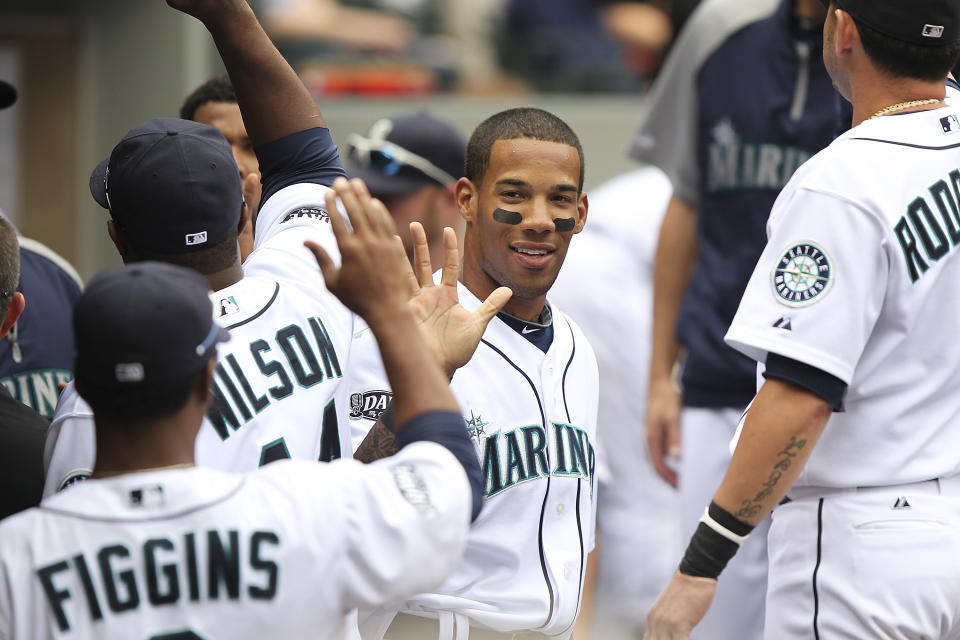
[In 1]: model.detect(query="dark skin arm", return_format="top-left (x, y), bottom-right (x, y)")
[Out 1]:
top-left (167, 0), bottom-right (325, 145)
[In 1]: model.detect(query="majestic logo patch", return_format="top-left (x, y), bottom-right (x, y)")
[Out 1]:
top-left (772, 316), bottom-right (792, 331)
top-left (280, 207), bottom-right (329, 224)
top-left (350, 390), bottom-right (391, 420)
top-left (941, 115), bottom-right (960, 134)
top-left (772, 241), bottom-right (833, 306)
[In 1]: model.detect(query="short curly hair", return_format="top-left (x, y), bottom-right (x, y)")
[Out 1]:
top-left (179, 76), bottom-right (237, 121)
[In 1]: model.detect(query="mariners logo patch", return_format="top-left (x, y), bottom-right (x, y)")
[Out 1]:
top-left (350, 390), bottom-right (391, 420)
top-left (772, 241), bottom-right (833, 306)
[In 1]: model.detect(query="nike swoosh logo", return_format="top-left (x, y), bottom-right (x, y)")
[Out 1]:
top-left (522, 326), bottom-right (541, 335)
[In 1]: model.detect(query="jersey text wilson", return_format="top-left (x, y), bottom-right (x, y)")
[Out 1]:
top-left (207, 316), bottom-right (342, 438)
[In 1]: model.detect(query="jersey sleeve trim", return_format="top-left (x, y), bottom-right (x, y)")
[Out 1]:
top-left (256, 127), bottom-right (346, 206)
top-left (725, 324), bottom-right (855, 384)
top-left (763, 352), bottom-right (847, 411)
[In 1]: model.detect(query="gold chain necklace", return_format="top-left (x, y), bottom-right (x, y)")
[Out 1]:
top-left (870, 99), bottom-right (942, 119)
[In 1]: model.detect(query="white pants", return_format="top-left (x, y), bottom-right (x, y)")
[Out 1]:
top-left (765, 477), bottom-right (960, 639)
top-left (680, 407), bottom-right (767, 640)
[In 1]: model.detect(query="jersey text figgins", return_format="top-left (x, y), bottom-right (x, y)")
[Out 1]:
top-left (36, 529), bottom-right (280, 631)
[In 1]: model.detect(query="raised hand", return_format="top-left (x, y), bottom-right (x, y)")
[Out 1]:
top-left (304, 177), bottom-right (408, 326)
top-left (404, 221), bottom-right (511, 378)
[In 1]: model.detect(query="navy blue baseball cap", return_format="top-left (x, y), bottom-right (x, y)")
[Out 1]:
top-left (73, 262), bottom-right (229, 389)
top-left (346, 112), bottom-right (466, 197)
top-left (0, 81), bottom-right (16, 110)
top-left (821, 0), bottom-right (960, 46)
top-left (90, 118), bottom-right (243, 254)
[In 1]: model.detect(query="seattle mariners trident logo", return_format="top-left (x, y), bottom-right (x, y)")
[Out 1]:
top-left (468, 412), bottom-right (596, 498)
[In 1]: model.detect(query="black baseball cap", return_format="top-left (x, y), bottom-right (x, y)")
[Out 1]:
top-left (0, 81), bottom-right (16, 110)
top-left (73, 262), bottom-right (229, 390)
top-left (90, 118), bottom-right (242, 254)
top-left (822, 0), bottom-right (960, 46)
top-left (346, 111), bottom-right (466, 197)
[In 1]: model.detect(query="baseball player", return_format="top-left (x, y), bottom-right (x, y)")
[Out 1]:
top-left (632, 0), bottom-right (845, 636)
top-left (0, 215), bottom-right (49, 520)
top-left (0, 81), bottom-right (83, 421)
top-left (0, 170), bottom-right (488, 637)
top-left (180, 76), bottom-right (261, 262)
top-left (647, 0), bottom-right (960, 638)
top-left (348, 107), bottom-right (599, 640)
top-left (44, 0), bottom-right (358, 494)
top-left (549, 167), bottom-right (679, 639)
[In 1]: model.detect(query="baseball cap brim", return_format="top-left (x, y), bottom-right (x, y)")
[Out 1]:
top-left (347, 165), bottom-right (437, 198)
top-left (0, 81), bottom-right (16, 110)
top-left (89, 157), bottom-right (110, 209)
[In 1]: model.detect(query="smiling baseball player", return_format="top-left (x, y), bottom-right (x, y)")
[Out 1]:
top-left (44, 0), bottom-right (361, 495)
top-left (347, 108), bottom-right (599, 640)
top-left (0, 167), bottom-right (488, 638)
top-left (646, 0), bottom-right (960, 638)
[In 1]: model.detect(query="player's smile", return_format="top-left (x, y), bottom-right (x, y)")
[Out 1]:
top-left (510, 241), bottom-right (555, 269)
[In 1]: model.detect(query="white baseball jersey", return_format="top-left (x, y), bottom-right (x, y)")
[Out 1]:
top-left (549, 167), bottom-right (680, 632)
top-left (726, 104), bottom-right (960, 489)
top-left (43, 182), bottom-right (357, 495)
top-left (350, 282), bottom-right (598, 638)
top-left (0, 442), bottom-right (470, 639)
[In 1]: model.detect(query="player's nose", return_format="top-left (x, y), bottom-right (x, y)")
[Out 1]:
top-left (520, 197), bottom-right (555, 233)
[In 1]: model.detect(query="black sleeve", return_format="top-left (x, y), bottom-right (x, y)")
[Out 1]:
top-left (395, 410), bottom-right (482, 522)
top-left (763, 352), bottom-right (847, 412)
top-left (255, 127), bottom-right (347, 206)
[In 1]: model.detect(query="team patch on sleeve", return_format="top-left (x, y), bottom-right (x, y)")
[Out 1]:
top-left (280, 206), bottom-right (329, 224)
top-left (771, 241), bottom-right (833, 306)
top-left (350, 390), bottom-right (392, 420)
top-left (391, 464), bottom-right (436, 515)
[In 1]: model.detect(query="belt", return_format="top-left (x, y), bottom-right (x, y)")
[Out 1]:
top-left (787, 475), bottom-right (960, 502)
top-left (385, 613), bottom-right (551, 640)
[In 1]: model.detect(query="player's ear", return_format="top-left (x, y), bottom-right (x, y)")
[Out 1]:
top-left (572, 192), bottom-right (588, 234)
top-left (834, 8), bottom-right (857, 54)
top-left (0, 292), bottom-right (25, 339)
top-left (106, 220), bottom-right (128, 260)
top-left (196, 358), bottom-right (217, 406)
top-left (455, 177), bottom-right (478, 224)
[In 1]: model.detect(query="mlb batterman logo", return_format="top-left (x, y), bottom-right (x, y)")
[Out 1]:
top-left (771, 241), bottom-right (833, 306)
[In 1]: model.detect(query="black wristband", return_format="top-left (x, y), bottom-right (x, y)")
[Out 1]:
top-left (678, 522), bottom-right (740, 579)
top-left (678, 501), bottom-right (755, 579)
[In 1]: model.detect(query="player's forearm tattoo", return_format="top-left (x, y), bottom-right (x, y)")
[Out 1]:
top-left (354, 420), bottom-right (399, 463)
top-left (735, 436), bottom-right (807, 519)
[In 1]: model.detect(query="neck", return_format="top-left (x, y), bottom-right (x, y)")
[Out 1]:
top-left (91, 412), bottom-right (199, 479)
top-left (849, 75), bottom-right (946, 127)
top-left (205, 262), bottom-right (244, 291)
top-left (460, 255), bottom-right (547, 323)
